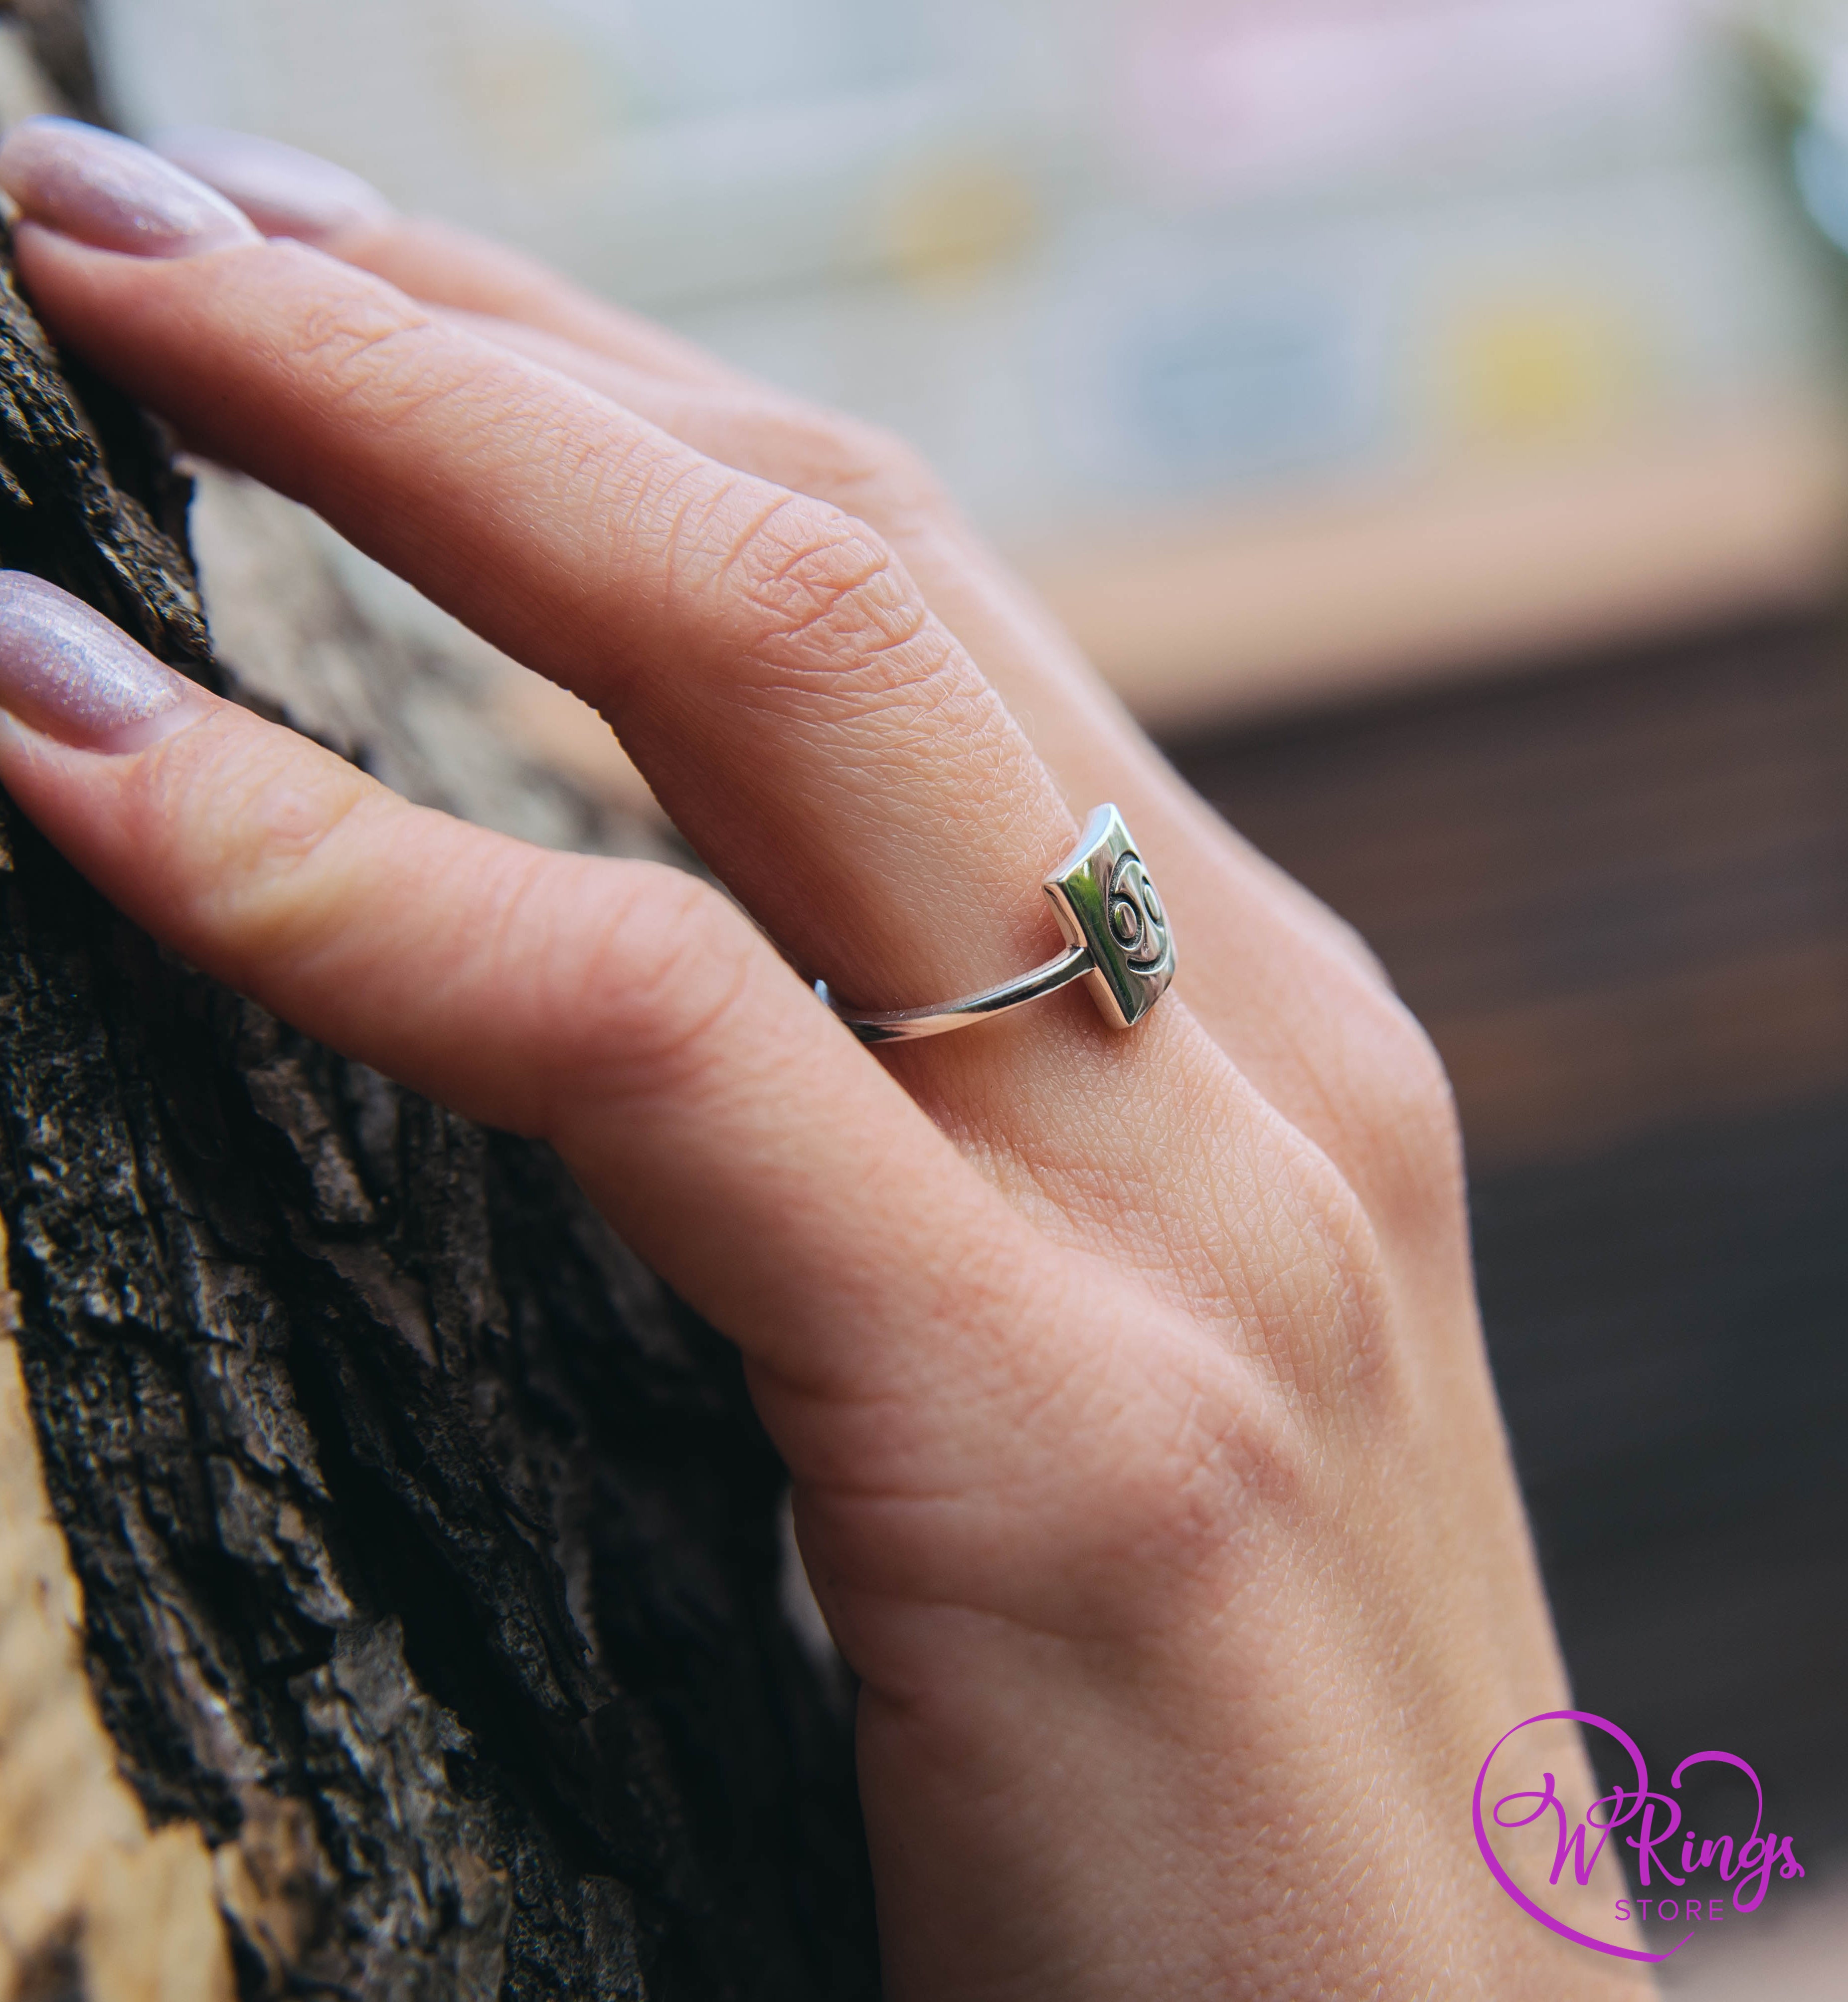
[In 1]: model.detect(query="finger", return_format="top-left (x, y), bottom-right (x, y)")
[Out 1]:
top-left (0, 572), bottom-right (1390, 1520)
top-left (5, 124), bottom-right (1456, 1282)
top-left (153, 125), bottom-right (746, 391)
top-left (151, 128), bottom-right (1401, 1033)
top-left (422, 310), bottom-right (1450, 1234)
top-left (414, 302), bottom-right (1405, 1006)
top-left (0, 572), bottom-right (1034, 1417)
top-left (0, 123), bottom-right (1079, 1034)
top-left (150, 132), bottom-right (1395, 997)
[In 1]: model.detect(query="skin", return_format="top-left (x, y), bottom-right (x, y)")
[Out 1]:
top-left (0, 125), bottom-right (1656, 2001)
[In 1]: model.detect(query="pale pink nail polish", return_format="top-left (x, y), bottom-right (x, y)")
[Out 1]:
top-left (0, 117), bottom-right (261, 257)
top-left (0, 574), bottom-right (200, 749)
top-left (154, 127), bottom-right (392, 243)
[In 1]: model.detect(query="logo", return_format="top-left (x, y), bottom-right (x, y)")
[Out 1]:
top-left (1474, 1710), bottom-right (1805, 1964)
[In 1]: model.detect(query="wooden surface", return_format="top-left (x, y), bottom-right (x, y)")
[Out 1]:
top-left (0, 1274), bottom-right (231, 2002)
top-left (0, 223), bottom-right (875, 2002)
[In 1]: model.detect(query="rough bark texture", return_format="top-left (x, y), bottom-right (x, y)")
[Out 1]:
top-left (0, 9), bottom-right (878, 1997)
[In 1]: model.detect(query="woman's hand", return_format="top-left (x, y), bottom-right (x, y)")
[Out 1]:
top-left (0, 121), bottom-right (1647, 2000)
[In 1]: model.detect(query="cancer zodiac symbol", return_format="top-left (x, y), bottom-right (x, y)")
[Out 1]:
top-left (1108, 851), bottom-right (1169, 969)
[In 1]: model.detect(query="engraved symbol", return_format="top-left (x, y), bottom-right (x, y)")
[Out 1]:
top-left (1108, 853), bottom-right (1169, 969)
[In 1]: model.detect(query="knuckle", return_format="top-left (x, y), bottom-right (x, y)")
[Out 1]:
top-left (1248, 1124), bottom-right (1399, 1421)
top-left (564, 868), bottom-right (762, 1102)
top-left (762, 405), bottom-right (949, 532)
top-left (279, 272), bottom-right (446, 426)
top-left (1046, 1343), bottom-right (1311, 1634)
top-left (1353, 996), bottom-right (1469, 1234)
top-left (1397, 1020), bottom-right (1465, 1155)
top-left (147, 713), bottom-right (379, 966)
top-left (719, 496), bottom-right (948, 697)
top-left (1279, 931), bottom-right (1469, 1250)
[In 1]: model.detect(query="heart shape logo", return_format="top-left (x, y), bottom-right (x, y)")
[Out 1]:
top-left (1473, 1710), bottom-right (1806, 1963)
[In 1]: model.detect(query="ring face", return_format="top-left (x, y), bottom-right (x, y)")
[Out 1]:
top-left (821, 804), bottom-right (1176, 1043)
top-left (1043, 806), bottom-right (1176, 1030)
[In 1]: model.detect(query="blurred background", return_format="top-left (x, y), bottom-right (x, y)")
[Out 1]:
top-left (70, 0), bottom-right (1848, 1990)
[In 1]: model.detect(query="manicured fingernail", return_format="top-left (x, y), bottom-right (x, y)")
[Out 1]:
top-left (154, 127), bottom-right (393, 243)
top-left (0, 575), bottom-right (201, 750)
top-left (0, 116), bottom-right (260, 257)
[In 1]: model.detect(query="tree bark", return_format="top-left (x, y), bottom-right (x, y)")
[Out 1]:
top-left (0, 9), bottom-right (877, 1998)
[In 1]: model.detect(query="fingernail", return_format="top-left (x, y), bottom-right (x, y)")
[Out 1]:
top-left (0, 575), bottom-right (201, 750)
top-left (154, 127), bottom-right (393, 243)
top-left (0, 116), bottom-right (261, 257)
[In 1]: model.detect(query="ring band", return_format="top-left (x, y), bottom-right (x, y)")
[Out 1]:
top-left (821, 805), bottom-right (1176, 1045)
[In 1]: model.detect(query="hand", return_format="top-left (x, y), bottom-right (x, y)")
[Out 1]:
top-left (0, 121), bottom-right (1649, 2000)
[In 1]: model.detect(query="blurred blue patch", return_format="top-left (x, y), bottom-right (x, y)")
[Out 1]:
top-left (1791, 117), bottom-right (1848, 258)
top-left (1120, 299), bottom-right (1364, 482)
top-left (606, 0), bottom-right (930, 121)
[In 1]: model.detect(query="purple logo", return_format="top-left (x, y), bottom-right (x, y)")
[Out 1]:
top-left (1474, 1710), bottom-right (1805, 1963)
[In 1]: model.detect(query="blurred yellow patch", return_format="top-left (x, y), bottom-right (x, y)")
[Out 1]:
top-left (1439, 295), bottom-right (1648, 447)
top-left (878, 157), bottom-right (1038, 293)
top-left (446, 13), bottom-right (603, 174)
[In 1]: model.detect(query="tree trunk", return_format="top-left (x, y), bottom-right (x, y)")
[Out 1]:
top-left (0, 9), bottom-right (877, 1998)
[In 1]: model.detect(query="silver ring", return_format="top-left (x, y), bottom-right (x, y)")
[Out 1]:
top-left (820, 805), bottom-right (1176, 1045)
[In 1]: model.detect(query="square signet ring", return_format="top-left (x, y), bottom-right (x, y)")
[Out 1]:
top-left (820, 806), bottom-right (1176, 1045)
